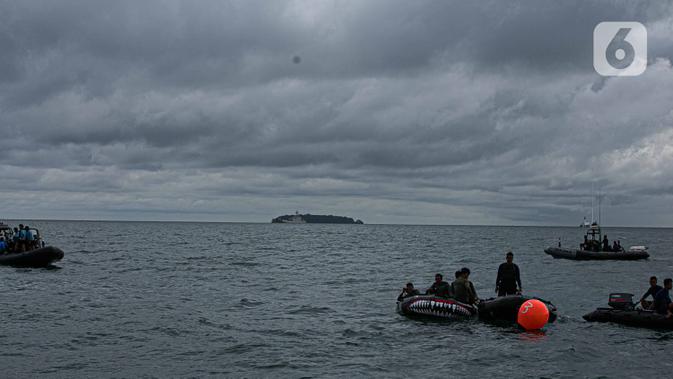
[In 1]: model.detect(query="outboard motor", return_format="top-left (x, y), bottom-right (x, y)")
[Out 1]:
top-left (608, 293), bottom-right (634, 310)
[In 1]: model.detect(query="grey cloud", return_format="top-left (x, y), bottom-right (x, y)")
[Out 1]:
top-left (0, 0), bottom-right (672, 225)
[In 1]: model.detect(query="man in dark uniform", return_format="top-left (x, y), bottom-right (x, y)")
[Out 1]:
top-left (653, 278), bottom-right (672, 317)
top-left (397, 282), bottom-right (420, 301)
top-left (452, 268), bottom-right (478, 305)
top-left (426, 273), bottom-right (450, 298)
top-left (640, 276), bottom-right (663, 309)
top-left (495, 251), bottom-right (521, 297)
top-left (602, 235), bottom-right (610, 251)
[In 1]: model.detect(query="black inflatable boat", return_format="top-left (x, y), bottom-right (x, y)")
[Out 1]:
top-left (397, 294), bottom-right (557, 324)
top-left (0, 246), bottom-right (64, 267)
top-left (546, 223), bottom-right (649, 260)
top-left (544, 247), bottom-right (649, 260)
top-left (397, 295), bottom-right (477, 319)
top-left (479, 295), bottom-right (558, 324)
top-left (583, 293), bottom-right (673, 330)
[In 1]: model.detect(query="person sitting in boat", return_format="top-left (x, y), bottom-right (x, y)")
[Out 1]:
top-left (426, 273), bottom-right (450, 298)
top-left (653, 278), bottom-right (673, 317)
top-left (602, 235), bottom-right (610, 252)
top-left (397, 282), bottom-right (420, 301)
top-left (0, 237), bottom-right (7, 254)
top-left (495, 251), bottom-right (521, 297)
top-left (640, 276), bottom-right (663, 310)
top-left (451, 267), bottom-right (478, 305)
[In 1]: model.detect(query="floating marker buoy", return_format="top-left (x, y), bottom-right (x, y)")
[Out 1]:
top-left (517, 299), bottom-right (549, 330)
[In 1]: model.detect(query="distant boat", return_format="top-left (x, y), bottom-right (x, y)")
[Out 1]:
top-left (547, 192), bottom-right (649, 260)
top-left (0, 222), bottom-right (64, 267)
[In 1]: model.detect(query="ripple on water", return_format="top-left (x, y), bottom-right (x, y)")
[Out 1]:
top-left (230, 261), bottom-right (261, 267)
top-left (287, 305), bottom-right (333, 315)
top-left (236, 298), bottom-right (264, 308)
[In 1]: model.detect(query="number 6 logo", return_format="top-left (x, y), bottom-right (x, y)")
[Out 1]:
top-left (594, 22), bottom-right (647, 76)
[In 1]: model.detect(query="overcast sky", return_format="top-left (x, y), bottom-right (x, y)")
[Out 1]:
top-left (1, 0), bottom-right (672, 225)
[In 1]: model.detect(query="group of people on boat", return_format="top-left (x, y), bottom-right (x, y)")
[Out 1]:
top-left (580, 235), bottom-right (623, 252)
top-left (0, 224), bottom-right (42, 254)
top-left (639, 276), bottom-right (673, 318)
top-left (398, 251), bottom-right (523, 305)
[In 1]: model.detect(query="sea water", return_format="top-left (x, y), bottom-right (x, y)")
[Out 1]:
top-left (1, 221), bottom-right (671, 377)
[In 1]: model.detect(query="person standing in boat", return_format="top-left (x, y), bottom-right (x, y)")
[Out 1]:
top-left (24, 226), bottom-right (35, 250)
top-left (451, 268), bottom-right (478, 305)
top-left (495, 251), bottom-right (521, 296)
top-left (10, 227), bottom-right (19, 252)
top-left (17, 224), bottom-right (26, 252)
top-left (602, 235), bottom-right (610, 252)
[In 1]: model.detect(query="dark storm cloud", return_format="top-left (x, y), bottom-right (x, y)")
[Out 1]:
top-left (0, 0), bottom-right (672, 225)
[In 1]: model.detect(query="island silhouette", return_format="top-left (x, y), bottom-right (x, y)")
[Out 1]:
top-left (271, 213), bottom-right (363, 224)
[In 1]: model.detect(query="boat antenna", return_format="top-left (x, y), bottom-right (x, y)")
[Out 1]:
top-left (598, 190), bottom-right (602, 226)
top-left (590, 183), bottom-right (596, 224)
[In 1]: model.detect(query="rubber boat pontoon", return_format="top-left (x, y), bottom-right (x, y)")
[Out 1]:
top-left (545, 247), bottom-right (649, 260)
top-left (397, 294), bottom-right (557, 324)
top-left (0, 246), bottom-right (64, 267)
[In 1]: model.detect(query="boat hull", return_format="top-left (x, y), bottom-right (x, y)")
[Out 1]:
top-left (397, 295), bottom-right (477, 319)
top-left (397, 294), bottom-right (557, 324)
top-left (478, 295), bottom-right (558, 324)
top-left (583, 308), bottom-right (673, 330)
top-left (0, 246), bottom-right (64, 267)
top-left (544, 247), bottom-right (649, 260)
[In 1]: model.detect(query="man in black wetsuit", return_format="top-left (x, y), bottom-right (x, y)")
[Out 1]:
top-left (653, 278), bottom-right (672, 317)
top-left (495, 251), bottom-right (521, 297)
top-left (640, 276), bottom-right (663, 309)
top-left (602, 235), bottom-right (610, 251)
top-left (397, 282), bottom-right (420, 301)
top-left (426, 273), bottom-right (450, 298)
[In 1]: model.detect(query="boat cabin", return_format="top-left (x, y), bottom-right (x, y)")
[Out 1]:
top-left (581, 223), bottom-right (603, 252)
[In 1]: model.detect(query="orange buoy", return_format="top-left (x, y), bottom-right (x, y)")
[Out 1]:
top-left (517, 299), bottom-right (550, 330)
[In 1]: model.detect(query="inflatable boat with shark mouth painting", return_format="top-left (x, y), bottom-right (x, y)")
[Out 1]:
top-left (397, 294), bottom-right (558, 325)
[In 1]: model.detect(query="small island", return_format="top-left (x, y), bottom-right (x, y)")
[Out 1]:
top-left (271, 213), bottom-right (364, 224)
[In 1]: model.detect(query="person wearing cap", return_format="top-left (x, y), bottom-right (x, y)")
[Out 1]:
top-left (495, 251), bottom-right (522, 297)
top-left (451, 268), bottom-right (478, 305)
